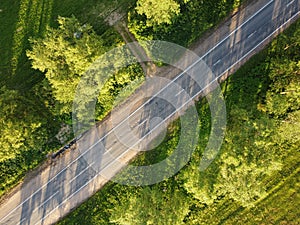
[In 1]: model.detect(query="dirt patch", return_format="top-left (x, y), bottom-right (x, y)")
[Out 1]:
top-left (55, 123), bottom-right (71, 144)
top-left (105, 10), bottom-right (125, 26)
top-left (114, 21), bottom-right (157, 77)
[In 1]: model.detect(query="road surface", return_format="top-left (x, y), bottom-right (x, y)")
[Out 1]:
top-left (0, 0), bottom-right (299, 224)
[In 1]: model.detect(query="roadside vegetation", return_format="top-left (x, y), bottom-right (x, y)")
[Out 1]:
top-left (0, 0), bottom-right (244, 197)
top-left (1, 0), bottom-right (299, 224)
top-left (128, 0), bottom-right (243, 46)
top-left (58, 19), bottom-right (300, 224)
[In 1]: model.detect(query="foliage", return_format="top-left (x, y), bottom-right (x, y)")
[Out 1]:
top-left (1, 0), bottom-right (299, 223)
top-left (27, 15), bottom-right (145, 123)
top-left (27, 16), bottom-right (105, 114)
top-left (183, 19), bottom-right (300, 223)
top-left (0, 0), bottom-right (134, 196)
top-left (262, 59), bottom-right (300, 124)
top-left (110, 186), bottom-right (190, 225)
top-left (59, 19), bottom-right (300, 225)
top-left (128, 0), bottom-right (243, 46)
top-left (135, 0), bottom-right (180, 25)
top-left (0, 86), bottom-right (59, 196)
top-left (222, 168), bottom-right (300, 225)
top-left (182, 109), bottom-right (283, 207)
top-left (96, 64), bottom-right (144, 121)
top-left (0, 87), bottom-right (48, 162)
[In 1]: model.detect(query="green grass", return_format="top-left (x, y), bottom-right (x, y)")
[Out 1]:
top-left (185, 159), bottom-right (299, 225)
top-left (0, 0), bottom-right (135, 90)
top-left (228, 168), bottom-right (299, 224)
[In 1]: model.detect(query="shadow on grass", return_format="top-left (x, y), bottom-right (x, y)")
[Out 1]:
top-left (8, 0), bottom-right (54, 91)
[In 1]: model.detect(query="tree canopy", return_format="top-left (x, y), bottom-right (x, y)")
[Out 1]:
top-left (135, 0), bottom-right (180, 25)
top-left (57, 19), bottom-right (300, 225)
top-left (27, 16), bottom-right (144, 121)
top-left (0, 87), bottom-right (48, 162)
top-left (27, 16), bottom-right (105, 114)
top-left (110, 186), bottom-right (190, 224)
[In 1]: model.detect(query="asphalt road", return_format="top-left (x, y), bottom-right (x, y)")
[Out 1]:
top-left (0, 0), bottom-right (299, 224)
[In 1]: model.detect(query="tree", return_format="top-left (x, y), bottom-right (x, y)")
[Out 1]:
top-left (275, 110), bottom-right (300, 151)
top-left (181, 107), bottom-right (282, 208)
top-left (0, 87), bottom-right (48, 162)
top-left (263, 20), bottom-right (300, 118)
top-left (135, 0), bottom-right (180, 25)
top-left (263, 60), bottom-right (300, 118)
top-left (27, 16), bottom-right (105, 114)
top-left (217, 154), bottom-right (281, 207)
top-left (182, 161), bottom-right (223, 205)
top-left (110, 186), bottom-right (190, 224)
